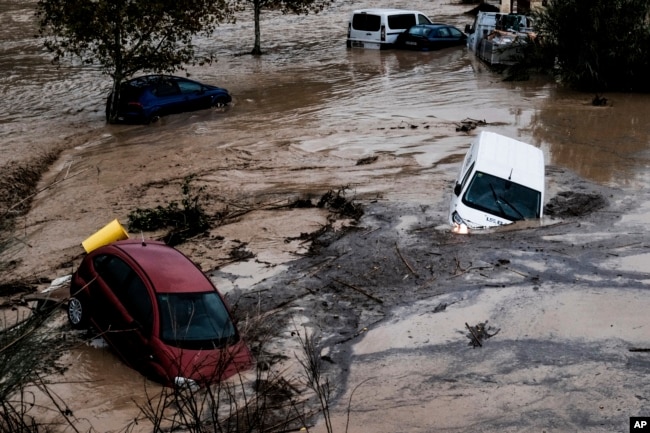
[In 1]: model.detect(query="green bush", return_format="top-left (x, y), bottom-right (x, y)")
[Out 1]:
top-left (128, 176), bottom-right (210, 246)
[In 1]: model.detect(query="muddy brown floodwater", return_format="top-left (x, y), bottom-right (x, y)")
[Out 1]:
top-left (2, 0), bottom-right (650, 432)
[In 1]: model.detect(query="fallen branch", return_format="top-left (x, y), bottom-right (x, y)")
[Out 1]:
top-left (395, 242), bottom-right (418, 277)
top-left (333, 278), bottom-right (383, 304)
top-left (465, 322), bottom-right (482, 347)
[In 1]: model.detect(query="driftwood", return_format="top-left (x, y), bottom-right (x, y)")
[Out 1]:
top-left (395, 243), bottom-right (418, 277)
top-left (465, 322), bottom-right (483, 347)
top-left (465, 321), bottom-right (500, 348)
top-left (333, 278), bottom-right (383, 304)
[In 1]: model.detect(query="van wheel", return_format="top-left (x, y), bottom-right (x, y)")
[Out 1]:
top-left (67, 297), bottom-right (88, 329)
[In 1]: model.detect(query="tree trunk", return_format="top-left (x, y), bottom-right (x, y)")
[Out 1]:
top-left (251, 0), bottom-right (262, 55)
top-left (107, 77), bottom-right (122, 124)
top-left (107, 3), bottom-right (124, 124)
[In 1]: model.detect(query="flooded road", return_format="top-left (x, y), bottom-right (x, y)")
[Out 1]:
top-left (2, 0), bottom-right (650, 431)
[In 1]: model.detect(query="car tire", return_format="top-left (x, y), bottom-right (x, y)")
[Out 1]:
top-left (212, 96), bottom-right (230, 108)
top-left (67, 296), bottom-right (88, 329)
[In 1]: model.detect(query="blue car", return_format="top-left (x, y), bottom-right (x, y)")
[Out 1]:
top-left (106, 75), bottom-right (232, 124)
top-left (394, 24), bottom-right (467, 51)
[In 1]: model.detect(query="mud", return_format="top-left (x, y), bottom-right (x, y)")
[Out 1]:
top-left (2, 0), bottom-right (650, 431)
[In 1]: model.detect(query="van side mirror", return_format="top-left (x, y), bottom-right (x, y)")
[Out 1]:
top-left (454, 183), bottom-right (462, 196)
top-left (464, 24), bottom-right (472, 34)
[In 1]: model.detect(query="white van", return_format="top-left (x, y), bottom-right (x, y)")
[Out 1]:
top-left (347, 8), bottom-right (433, 50)
top-left (449, 131), bottom-right (545, 231)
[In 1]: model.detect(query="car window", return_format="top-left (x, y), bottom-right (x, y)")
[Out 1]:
top-left (460, 162), bottom-right (475, 191)
top-left (93, 254), bottom-right (153, 334)
top-left (94, 254), bottom-right (129, 287)
top-left (409, 26), bottom-right (427, 37)
top-left (119, 85), bottom-right (145, 103)
top-left (352, 14), bottom-right (380, 32)
top-left (417, 14), bottom-right (432, 25)
top-left (462, 171), bottom-right (541, 220)
top-left (177, 80), bottom-right (203, 94)
top-left (158, 292), bottom-right (237, 350)
top-left (436, 28), bottom-right (451, 38)
top-left (449, 27), bottom-right (463, 38)
top-left (387, 14), bottom-right (416, 30)
top-left (152, 80), bottom-right (180, 97)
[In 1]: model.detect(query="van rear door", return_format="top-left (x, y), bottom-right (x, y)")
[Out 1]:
top-left (349, 12), bottom-right (382, 48)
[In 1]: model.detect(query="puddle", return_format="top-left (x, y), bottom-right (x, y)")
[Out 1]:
top-left (603, 252), bottom-right (650, 275)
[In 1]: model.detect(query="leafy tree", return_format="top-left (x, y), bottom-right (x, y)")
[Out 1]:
top-left (241, 0), bottom-right (332, 55)
top-left (531, 0), bottom-right (650, 92)
top-left (36, 0), bottom-right (235, 123)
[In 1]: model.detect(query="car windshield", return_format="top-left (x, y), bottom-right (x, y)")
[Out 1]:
top-left (462, 171), bottom-right (541, 221)
top-left (157, 292), bottom-right (238, 350)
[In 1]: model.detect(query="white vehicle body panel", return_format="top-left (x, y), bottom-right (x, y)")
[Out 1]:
top-left (449, 131), bottom-right (545, 229)
top-left (347, 8), bottom-right (433, 50)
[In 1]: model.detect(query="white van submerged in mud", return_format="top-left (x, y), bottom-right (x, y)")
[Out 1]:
top-left (449, 131), bottom-right (545, 232)
top-left (346, 8), bottom-right (433, 49)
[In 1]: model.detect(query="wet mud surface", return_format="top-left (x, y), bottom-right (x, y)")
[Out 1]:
top-left (229, 170), bottom-right (650, 433)
top-left (2, 0), bottom-right (650, 431)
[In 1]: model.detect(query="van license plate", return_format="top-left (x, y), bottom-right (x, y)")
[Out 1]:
top-left (352, 41), bottom-right (364, 48)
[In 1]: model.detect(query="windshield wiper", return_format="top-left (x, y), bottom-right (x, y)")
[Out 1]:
top-left (488, 182), bottom-right (507, 217)
top-left (499, 195), bottom-right (526, 220)
top-left (489, 182), bottom-right (525, 221)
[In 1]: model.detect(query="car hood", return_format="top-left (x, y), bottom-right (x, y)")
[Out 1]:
top-left (152, 337), bottom-right (253, 386)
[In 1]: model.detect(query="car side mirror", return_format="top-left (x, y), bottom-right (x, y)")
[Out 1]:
top-left (454, 183), bottom-right (462, 196)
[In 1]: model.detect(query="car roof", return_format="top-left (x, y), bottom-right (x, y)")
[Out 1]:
top-left (352, 8), bottom-right (426, 15)
top-left (107, 239), bottom-right (215, 294)
top-left (473, 131), bottom-right (545, 193)
top-left (124, 75), bottom-right (188, 88)
top-left (413, 23), bottom-right (451, 29)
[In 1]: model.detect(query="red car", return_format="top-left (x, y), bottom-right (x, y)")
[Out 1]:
top-left (67, 239), bottom-right (252, 387)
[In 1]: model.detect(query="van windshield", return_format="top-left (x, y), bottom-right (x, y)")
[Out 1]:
top-left (462, 171), bottom-right (541, 221)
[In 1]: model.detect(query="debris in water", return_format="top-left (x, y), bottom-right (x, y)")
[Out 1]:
top-left (592, 94), bottom-right (608, 106)
top-left (356, 155), bottom-right (378, 166)
top-left (465, 321), bottom-right (500, 348)
top-left (455, 118), bottom-right (487, 133)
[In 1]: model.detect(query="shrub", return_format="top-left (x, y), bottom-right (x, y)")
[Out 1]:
top-left (532, 0), bottom-right (650, 92)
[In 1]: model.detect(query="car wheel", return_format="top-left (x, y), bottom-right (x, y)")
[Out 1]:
top-left (212, 96), bottom-right (230, 108)
top-left (67, 296), bottom-right (88, 329)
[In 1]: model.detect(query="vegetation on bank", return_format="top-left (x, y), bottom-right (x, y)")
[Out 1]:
top-left (515, 0), bottom-right (650, 92)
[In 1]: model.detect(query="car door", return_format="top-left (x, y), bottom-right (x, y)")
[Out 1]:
top-left (176, 78), bottom-right (211, 111)
top-left (434, 27), bottom-right (463, 49)
top-left (401, 26), bottom-right (426, 50)
top-left (150, 78), bottom-right (185, 115)
top-left (92, 254), bottom-right (152, 368)
top-left (448, 26), bottom-right (467, 47)
top-left (431, 27), bottom-right (454, 49)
